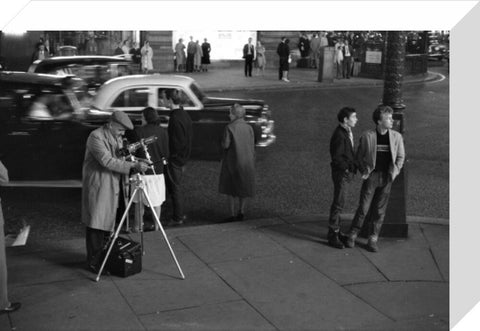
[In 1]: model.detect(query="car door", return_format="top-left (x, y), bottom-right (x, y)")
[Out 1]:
top-left (108, 86), bottom-right (152, 125)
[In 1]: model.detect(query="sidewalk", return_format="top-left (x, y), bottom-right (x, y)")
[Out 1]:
top-left (1, 215), bottom-right (448, 331)
top-left (166, 62), bottom-right (442, 93)
top-left (1, 65), bottom-right (448, 330)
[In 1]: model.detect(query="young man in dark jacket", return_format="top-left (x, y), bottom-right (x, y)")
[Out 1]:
top-left (327, 107), bottom-right (358, 249)
top-left (166, 90), bottom-right (193, 225)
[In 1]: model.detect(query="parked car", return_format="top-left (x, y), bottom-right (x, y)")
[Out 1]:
top-left (428, 41), bottom-right (448, 61)
top-left (0, 73), bottom-right (275, 186)
top-left (28, 55), bottom-right (134, 91)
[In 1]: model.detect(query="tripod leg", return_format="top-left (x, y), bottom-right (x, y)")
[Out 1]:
top-left (142, 188), bottom-right (185, 280)
top-left (96, 187), bottom-right (140, 282)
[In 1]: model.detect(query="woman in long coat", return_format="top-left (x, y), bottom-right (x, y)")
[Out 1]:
top-left (193, 40), bottom-right (203, 72)
top-left (219, 104), bottom-right (255, 222)
top-left (174, 38), bottom-right (186, 72)
top-left (141, 40), bottom-right (153, 73)
top-left (201, 38), bottom-right (211, 72)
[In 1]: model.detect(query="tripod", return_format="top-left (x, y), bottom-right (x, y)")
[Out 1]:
top-left (96, 173), bottom-right (185, 282)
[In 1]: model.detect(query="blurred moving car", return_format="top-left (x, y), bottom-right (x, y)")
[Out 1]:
top-left (428, 40), bottom-right (448, 61)
top-left (0, 73), bottom-right (275, 186)
top-left (0, 71), bottom-right (92, 184)
top-left (28, 55), bottom-right (134, 91)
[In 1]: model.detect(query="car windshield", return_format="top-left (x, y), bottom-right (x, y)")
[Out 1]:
top-left (190, 82), bottom-right (205, 102)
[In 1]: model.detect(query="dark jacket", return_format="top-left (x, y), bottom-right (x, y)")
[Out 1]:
top-left (133, 123), bottom-right (169, 174)
top-left (243, 44), bottom-right (254, 58)
top-left (329, 125), bottom-right (357, 173)
top-left (277, 42), bottom-right (290, 58)
top-left (168, 107), bottom-right (193, 167)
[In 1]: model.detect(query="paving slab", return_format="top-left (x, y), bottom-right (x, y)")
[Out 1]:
top-left (2, 279), bottom-right (143, 331)
top-left (178, 228), bottom-right (290, 264)
top-left (111, 253), bottom-right (240, 315)
top-left (360, 224), bottom-right (444, 282)
top-left (211, 254), bottom-right (391, 330)
top-left (360, 316), bottom-right (449, 331)
top-left (420, 223), bottom-right (449, 281)
top-left (139, 300), bottom-right (276, 331)
top-left (345, 281), bottom-right (449, 321)
top-left (261, 223), bottom-right (387, 285)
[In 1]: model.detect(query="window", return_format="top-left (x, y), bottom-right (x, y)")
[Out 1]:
top-left (111, 88), bottom-right (149, 108)
top-left (156, 88), bottom-right (194, 108)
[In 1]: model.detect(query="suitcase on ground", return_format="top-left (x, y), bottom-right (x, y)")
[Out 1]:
top-left (105, 237), bottom-right (142, 277)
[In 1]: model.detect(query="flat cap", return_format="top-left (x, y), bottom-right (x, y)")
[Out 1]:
top-left (111, 111), bottom-right (133, 130)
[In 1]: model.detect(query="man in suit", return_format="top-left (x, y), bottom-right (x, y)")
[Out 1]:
top-left (344, 105), bottom-right (405, 252)
top-left (276, 37), bottom-right (290, 82)
top-left (327, 107), bottom-right (358, 249)
top-left (186, 36), bottom-right (196, 73)
top-left (242, 37), bottom-right (256, 77)
top-left (31, 43), bottom-right (49, 63)
top-left (342, 39), bottom-right (354, 79)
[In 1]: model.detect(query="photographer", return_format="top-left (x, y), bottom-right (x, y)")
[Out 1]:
top-left (82, 111), bottom-right (149, 273)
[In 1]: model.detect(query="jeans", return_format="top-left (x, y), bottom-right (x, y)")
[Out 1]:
top-left (328, 170), bottom-right (353, 231)
top-left (350, 171), bottom-right (393, 239)
top-left (166, 163), bottom-right (185, 222)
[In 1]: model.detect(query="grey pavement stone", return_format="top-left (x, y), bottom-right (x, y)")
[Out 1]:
top-left (140, 300), bottom-right (276, 331)
top-left (261, 223), bottom-right (387, 285)
top-left (360, 224), bottom-right (444, 282)
top-left (359, 316), bottom-right (449, 331)
top-left (345, 281), bottom-right (449, 321)
top-left (178, 229), bottom-right (290, 264)
top-left (2, 279), bottom-right (144, 331)
top-left (420, 223), bottom-right (449, 281)
top-left (211, 254), bottom-right (391, 330)
top-left (112, 256), bottom-right (240, 315)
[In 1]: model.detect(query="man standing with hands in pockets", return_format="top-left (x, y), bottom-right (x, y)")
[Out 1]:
top-left (327, 107), bottom-right (358, 249)
top-left (344, 105), bottom-right (405, 252)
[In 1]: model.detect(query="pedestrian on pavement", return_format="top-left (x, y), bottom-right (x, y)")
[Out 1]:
top-left (334, 38), bottom-right (344, 79)
top-left (243, 37), bottom-right (256, 77)
top-left (186, 36), bottom-right (196, 73)
top-left (174, 38), bottom-right (186, 72)
top-left (342, 39), bottom-right (354, 79)
top-left (113, 42), bottom-right (124, 56)
top-left (141, 40), bottom-right (154, 73)
top-left (201, 38), bottom-right (211, 72)
top-left (31, 43), bottom-right (49, 63)
top-left (310, 33), bottom-right (321, 69)
top-left (327, 107), bottom-right (358, 249)
top-left (0, 161), bottom-right (21, 315)
top-left (276, 36), bottom-right (290, 82)
top-left (129, 42), bottom-right (142, 73)
top-left (219, 104), bottom-right (255, 222)
top-left (194, 40), bottom-right (203, 72)
top-left (82, 112), bottom-right (149, 273)
top-left (255, 40), bottom-right (266, 76)
top-left (166, 90), bottom-right (193, 226)
top-left (344, 105), bottom-right (405, 252)
top-left (131, 107), bottom-right (169, 232)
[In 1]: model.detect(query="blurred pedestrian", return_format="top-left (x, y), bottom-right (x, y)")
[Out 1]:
top-left (174, 38), bottom-right (186, 72)
top-left (131, 107), bottom-right (169, 232)
top-left (310, 33), bottom-right (321, 69)
top-left (141, 40), bottom-right (154, 73)
top-left (194, 40), bottom-right (203, 72)
top-left (113, 42), bottom-right (123, 55)
top-left (186, 36), bottom-right (196, 73)
top-left (82, 112), bottom-right (149, 273)
top-left (334, 38), bottom-right (344, 79)
top-left (342, 39), bottom-right (353, 79)
top-left (276, 37), bottom-right (290, 82)
top-left (129, 42), bottom-right (142, 73)
top-left (121, 40), bottom-right (130, 54)
top-left (219, 104), bottom-right (255, 222)
top-left (255, 40), bottom-right (266, 76)
top-left (31, 43), bottom-right (49, 63)
top-left (242, 37), bottom-right (256, 77)
top-left (0, 161), bottom-right (21, 315)
top-left (201, 38), bottom-right (211, 72)
top-left (327, 107), bottom-right (358, 249)
top-left (166, 90), bottom-right (193, 226)
top-left (344, 106), bottom-right (405, 252)
top-left (298, 32), bottom-right (310, 58)
top-left (85, 36), bottom-right (98, 55)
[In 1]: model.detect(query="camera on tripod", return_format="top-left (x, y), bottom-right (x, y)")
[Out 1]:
top-left (118, 135), bottom-right (157, 157)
